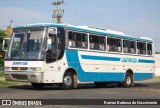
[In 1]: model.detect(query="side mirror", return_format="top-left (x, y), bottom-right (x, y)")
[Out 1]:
top-left (2, 38), bottom-right (10, 52)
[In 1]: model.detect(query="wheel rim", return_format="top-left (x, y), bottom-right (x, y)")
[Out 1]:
top-left (64, 76), bottom-right (72, 87)
top-left (126, 76), bottom-right (131, 85)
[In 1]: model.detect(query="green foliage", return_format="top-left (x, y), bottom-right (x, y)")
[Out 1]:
top-left (0, 59), bottom-right (4, 66)
top-left (0, 29), bottom-right (7, 66)
top-left (0, 29), bottom-right (6, 38)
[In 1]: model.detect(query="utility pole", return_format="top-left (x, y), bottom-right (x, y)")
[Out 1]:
top-left (51, 0), bottom-right (64, 23)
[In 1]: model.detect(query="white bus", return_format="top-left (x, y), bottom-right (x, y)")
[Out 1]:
top-left (4, 23), bottom-right (155, 89)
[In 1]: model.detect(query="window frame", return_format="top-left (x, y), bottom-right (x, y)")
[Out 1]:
top-left (136, 41), bottom-right (147, 55)
top-left (68, 30), bottom-right (88, 49)
top-left (123, 39), bottom-right (136, 54)
top-left (89, 34), bottom-right (106, 51)
top-left (67, 30), bottom-right (153, 56)
top-left (147, 43), bottom-right (153, 56)
top-left (107, 37), bottom-right (122, 52)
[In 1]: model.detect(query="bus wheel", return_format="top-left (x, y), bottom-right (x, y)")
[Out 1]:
top-left (94, 82), bottom-right (106, 87)
top-left (122, 73), bottom-right (133, 88)
top-left (31, 83), bottom-right (44, 89)
top-left (61, 72), bottom-right (73, 90)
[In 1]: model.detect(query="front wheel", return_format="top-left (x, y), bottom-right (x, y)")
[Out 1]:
top-left (122, 73), bottom-right (133, 88)
top-left (31, 83), bottom-right (44, 89)
top-left (61, 72), bottom-right (73, 90)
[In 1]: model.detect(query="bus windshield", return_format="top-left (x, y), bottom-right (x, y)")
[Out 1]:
top-left (6, 27), bottom-right (45, 60)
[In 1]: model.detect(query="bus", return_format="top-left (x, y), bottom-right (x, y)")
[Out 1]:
top-left (3, 23), bottom-right (155, 89)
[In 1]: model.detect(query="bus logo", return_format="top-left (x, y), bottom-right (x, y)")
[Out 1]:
top-left (12, 62), bottom-right (28, 65)
top-left (121, 57), bottom-right (138, 63)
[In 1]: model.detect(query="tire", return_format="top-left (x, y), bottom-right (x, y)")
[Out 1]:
top-left (94, 82), bottom-right (106, 87)
top-left (122, 73), bottom-right (133, 88)
top-left (61, 72), bottom-right (73, 90)
top-left (31, 83), bottom-right (44, 89)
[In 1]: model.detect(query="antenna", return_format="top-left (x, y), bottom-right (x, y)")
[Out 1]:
top-left (51, 0), bottom-right (64, 23)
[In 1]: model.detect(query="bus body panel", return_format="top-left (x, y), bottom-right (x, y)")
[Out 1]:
top-left (65, 49), bottom-right (154, 82)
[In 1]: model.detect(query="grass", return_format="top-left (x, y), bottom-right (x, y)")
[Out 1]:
top-left (0, 72), bottom-right (30, 86)
top-left (0, 72), bottom-right (4, 78)
top-left (0, 80), bottom-right (30, 86)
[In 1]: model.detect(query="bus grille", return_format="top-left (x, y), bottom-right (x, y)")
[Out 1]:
top-left (11, 67), bottom-right (28, 71)
top-left (11, 74), bottom-right (28, 80)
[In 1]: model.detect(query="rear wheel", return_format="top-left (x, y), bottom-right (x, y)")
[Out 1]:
top-left (61, 72), bottom-right (73, 90)
top-left (31, 83), bottom-right (44, 89)
top-left (122, 73), bottom-right (133, 88)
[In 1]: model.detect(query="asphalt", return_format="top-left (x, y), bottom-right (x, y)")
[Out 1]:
top-left (0, 77), bottom-right (160, 108)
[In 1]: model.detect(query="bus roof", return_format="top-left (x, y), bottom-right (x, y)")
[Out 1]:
top-left (15, 23), bottom-right (153, 43)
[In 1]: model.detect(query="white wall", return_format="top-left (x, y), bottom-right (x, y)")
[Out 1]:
top-left (155, 54), bottom-right (160, 77)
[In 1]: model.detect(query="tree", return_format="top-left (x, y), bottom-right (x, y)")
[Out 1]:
top-left (0, 29), bottom-right (7, 66)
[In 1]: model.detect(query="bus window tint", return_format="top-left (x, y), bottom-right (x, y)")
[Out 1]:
top-left (68, 31), bottom-right (75, 47)
top-left (74, 32), bottom-right (81, 48)
top-left (123, 40), bottom-right (136, 54)
top-left (90, 35), bottom-right (106, 51)
top-left (147, 43), bottom-right (152, 55)
top-left (68, 31), bottom-right (88, 49)
top-left (107, 37), bottom-right (121, 52)
top-left (81, 34), bottom-right (88, 48)
top-left (137, 42), bottom-right (146, 55)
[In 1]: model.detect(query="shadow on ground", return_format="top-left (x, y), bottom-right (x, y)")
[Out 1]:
top-left (7, 82), bottom-right (149, 91)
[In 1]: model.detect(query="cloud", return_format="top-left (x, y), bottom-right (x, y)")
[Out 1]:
top-left (0, 7), bottom-right (52, 26)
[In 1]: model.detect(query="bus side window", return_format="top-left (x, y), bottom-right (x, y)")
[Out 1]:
top-left (123, 40), bottom-right (136, 54)
top-left (75, 33), bottom-right (82, 48)
top-left (137, 42), bottom-right (146, 55)
top-left (147, 43), bottom-right (152, 55)
top-left (107, 37), bottom-right (121, 52)
top-left (82, 34), bottom-right (88, 48)
top-left (99, 37), bottom-right (106, 51)
top-left (89, 35), bottom-right (105, 50)
top-left (68, 31), bottom-right (76, 47)
top-left (68, 31), bottom-right (74, 47)
top-left (68, 31), bottom-right (88, 49)
top-left (90, 35), bottom-right (98, 50)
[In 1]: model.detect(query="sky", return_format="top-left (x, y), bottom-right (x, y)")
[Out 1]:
top-left (0, 0), bottom-right (160, 51)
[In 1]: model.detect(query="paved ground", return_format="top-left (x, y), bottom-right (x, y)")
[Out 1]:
top-left (0, 78), bottom-right (160, 108)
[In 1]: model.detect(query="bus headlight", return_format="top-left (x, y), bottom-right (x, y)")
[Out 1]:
top-left (5, 67), bottom-right (10, 71)
top-left (29, 67), bottom-right (42, 72)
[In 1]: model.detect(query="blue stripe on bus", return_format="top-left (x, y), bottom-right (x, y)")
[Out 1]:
top-left (81, 55), bottom-right (121, 61)
top-left (138, 59), bottom-right (155, 63)
top-left (134, 73), bottom-right (153, 81)
top-left (81, 55), bottom-right (154, 64)
top-left (66, 50), bottom-right (153, 82)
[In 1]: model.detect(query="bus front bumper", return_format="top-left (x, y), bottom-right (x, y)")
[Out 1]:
top-left (4, 71), bottom-right (44, 83)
